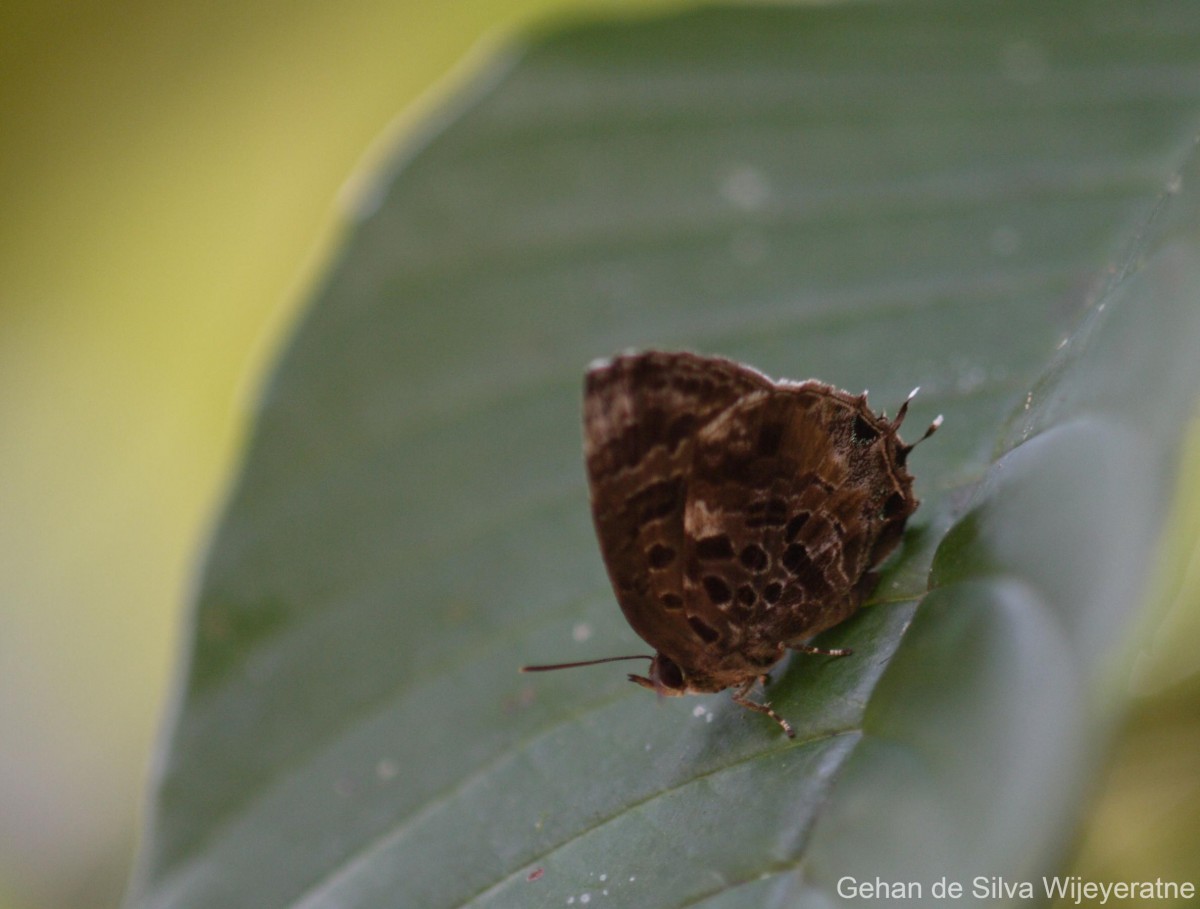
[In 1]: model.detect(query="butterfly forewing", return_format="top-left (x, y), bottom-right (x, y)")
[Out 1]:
top-left (583, 352), bottom-right (767, 665)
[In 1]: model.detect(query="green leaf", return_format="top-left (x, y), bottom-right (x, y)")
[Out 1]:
top-left (127, 2), bottom-right (1200, 907)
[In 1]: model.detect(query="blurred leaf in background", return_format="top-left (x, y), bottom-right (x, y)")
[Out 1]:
top-left (0, 0), bottom-right (677, 907)
top-left (118, 2), bottom-right (1200, 908)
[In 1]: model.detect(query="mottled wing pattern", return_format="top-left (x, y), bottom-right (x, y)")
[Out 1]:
top-left (583, 352), bottom-right (770, 665)
top-left (683, 383), bottom-right (918, 663)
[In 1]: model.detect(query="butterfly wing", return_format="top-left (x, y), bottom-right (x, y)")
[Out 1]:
top-left (583, 351), bottom-right (770, 668)
top-left (682, 382), bottom-right (918, 660)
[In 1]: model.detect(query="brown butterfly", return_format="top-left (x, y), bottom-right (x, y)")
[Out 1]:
top-left (523, 351), bottom-right (940, 737)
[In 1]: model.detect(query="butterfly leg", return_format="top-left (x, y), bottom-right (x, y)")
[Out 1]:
top-left (791, 642), bottom-right (853, 658)
top-left (786, 598), bottom-right (858, 659)
top-left (731, 679), bottom-right (794, 738)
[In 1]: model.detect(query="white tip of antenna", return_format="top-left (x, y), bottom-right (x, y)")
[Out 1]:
top-left (908, 386), bottom-right (921, 401)
top-left (932, 414), bottom-right (944, 429)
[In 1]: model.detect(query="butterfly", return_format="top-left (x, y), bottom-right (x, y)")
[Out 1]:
top-left (523, 350), bottom-right (940, 737)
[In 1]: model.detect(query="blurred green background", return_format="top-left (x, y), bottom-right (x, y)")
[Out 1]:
top-left (2, 2), bottom-right (1197, 908)
top-left (0, 2), bottom-right (678, 907)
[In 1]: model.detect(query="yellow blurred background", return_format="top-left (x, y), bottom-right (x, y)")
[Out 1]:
top-left (2, 2), bottom-right (1196, 908)
top-left (0, 2), bottom-right (675, 907)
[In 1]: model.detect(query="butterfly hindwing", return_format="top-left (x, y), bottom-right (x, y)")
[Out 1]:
top-left (683, 382), bottom-right (918, 656)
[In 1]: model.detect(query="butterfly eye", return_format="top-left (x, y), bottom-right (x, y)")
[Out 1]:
top-left (654, 654), bottom-right (685, 689)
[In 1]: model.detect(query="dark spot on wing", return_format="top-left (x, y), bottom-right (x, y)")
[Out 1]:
top-left (853, 413), bottom-right (879, 443)
top-left (660, 592), bottom-right (683, 610)
top-left (695, 535), bottom-right (735, 560)
top-left (785, 512), bottom-right (809, 542)
top-left (702, 575), bottom-right (733, 605)
top-left (687, 615), bottom-right (721, 643)
top-left (739, 544), bottom-right (768, 571)
top-left (647, 544), bottom-right (676, 569)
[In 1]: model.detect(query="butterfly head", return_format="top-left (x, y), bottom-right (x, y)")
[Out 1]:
top-left (627, 652), bottom-right (688, 696)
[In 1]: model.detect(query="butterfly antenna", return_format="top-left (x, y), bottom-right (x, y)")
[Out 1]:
top-left (520, 655), bottom-right (652, 673)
